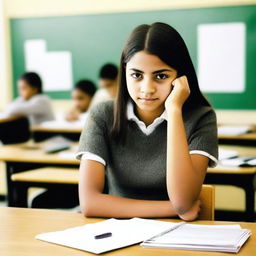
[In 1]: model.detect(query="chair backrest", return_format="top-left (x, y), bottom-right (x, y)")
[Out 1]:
top-left (198, 185), bottom-right (215, 220)
top-left (0, 116), bottom-right (31, 144)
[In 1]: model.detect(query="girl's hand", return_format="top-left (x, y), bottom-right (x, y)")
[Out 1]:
top-left (164, 75), bottom-right (190, 113)
top-left (178, 199), bottom-right (201, 221)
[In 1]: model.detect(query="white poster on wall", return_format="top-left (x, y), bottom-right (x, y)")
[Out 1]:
top-left (197, 22), bottom-right (246, 93)
top-left (24, 39), bottom-right (73, 91)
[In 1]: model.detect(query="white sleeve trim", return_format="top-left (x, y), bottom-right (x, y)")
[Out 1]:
top-left (75, 151), bottom-right (106, 166)
top-left (189, 150), bottom-right (218, 167)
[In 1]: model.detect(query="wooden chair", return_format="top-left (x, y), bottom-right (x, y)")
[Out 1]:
top-left (0, 116), bottom-right (30, 144)
top-left (198, 185), bottom-right (215, 220)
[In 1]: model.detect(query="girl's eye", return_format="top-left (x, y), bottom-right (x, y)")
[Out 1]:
top-left (131, 73), bottom-right (142, 79)
top-left (155, 73), bottom-right (169, 80)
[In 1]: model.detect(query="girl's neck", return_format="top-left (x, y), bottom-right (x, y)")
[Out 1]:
top-left (135, 105), bottom-right (165, 126)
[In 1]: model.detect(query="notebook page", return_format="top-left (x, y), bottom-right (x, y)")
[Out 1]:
top-left (36, 218), bottom-right (181, 254)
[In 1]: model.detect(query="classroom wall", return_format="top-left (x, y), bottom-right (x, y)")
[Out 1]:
top-left (2, 0), bottom-right (256, 114)
top-left (0, 0), bottom-right (255, 208)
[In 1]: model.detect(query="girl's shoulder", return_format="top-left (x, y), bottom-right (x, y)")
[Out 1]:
top-left (88, 100), bottom-right (114, 124)
top-left (183, 105), bottom-right (217, 127)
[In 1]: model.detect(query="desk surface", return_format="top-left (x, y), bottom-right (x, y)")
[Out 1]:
top-left (0, 142), bottom-right (79, 165)
top-left (0, 207), bottom-right (255, 256)
top-left (32, 126), bottom-right (82, 133)
top-left (0, 143), bottom-right (255, 173)
top-left (32, 125), bottom-right (256, 140)
top-left (218, 132), bottom-right (256, 141)
top-left (208, 145), bottom-right (256, 174)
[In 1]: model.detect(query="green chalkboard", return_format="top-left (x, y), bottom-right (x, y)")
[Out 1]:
top-left (10, 5), bottom-right (256, 109)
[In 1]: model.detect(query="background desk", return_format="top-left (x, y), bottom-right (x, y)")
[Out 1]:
top-left (206, 145), bottom-right (256, 221)
top-left (32, 126), bottom-right (82, 142)
top-left (0, 143), bottom-right (255, 220)
top-left (1, 207), bottom-right (256, 256)
top-left (218, 132), bottom-right (256, 146)
top-left (0, 142), bottom-right (79, 206)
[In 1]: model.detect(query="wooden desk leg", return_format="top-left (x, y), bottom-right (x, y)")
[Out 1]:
top-left (12, 183), bottom-right (28, 207)
top-left (6, 162), bottom-right (15, 207)
top-left (5, 162), bottom-right (43, 207)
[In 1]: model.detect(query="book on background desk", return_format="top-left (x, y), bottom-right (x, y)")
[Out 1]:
top-left (35, 218), bottom-right (251, 254)
top-left (43, 136), bottom-right (72, 154)
top-left (218, 125), bottom-right (253, 136)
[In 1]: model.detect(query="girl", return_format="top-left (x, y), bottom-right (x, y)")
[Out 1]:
top-left (3, 72), bottom-right (54, 125)
top-left (66, 79), bottom-right (96, 122)
top-left (77, 22), bottom-right (218, 221)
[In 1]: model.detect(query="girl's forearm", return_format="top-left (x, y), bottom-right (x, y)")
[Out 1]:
top-left (166, 107), bottom-right (202, 214)
top-left (81, 192), bottom-right (177, 218)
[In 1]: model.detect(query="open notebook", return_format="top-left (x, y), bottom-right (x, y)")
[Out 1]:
top-left (35, 218), bottom-right (251, 254)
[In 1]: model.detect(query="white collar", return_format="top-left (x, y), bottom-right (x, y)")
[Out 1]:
top-left (126, 100), bottom-right (167, 135)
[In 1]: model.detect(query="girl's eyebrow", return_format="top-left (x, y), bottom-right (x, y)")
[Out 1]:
top-left (129, 68), bottom-right (173, 74)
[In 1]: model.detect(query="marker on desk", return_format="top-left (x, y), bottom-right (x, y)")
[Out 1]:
top-left (94, 232), bottom-right (112, 239)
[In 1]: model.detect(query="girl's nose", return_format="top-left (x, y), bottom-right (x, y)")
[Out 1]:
top-left (140, 79), bottom-right (156, 95)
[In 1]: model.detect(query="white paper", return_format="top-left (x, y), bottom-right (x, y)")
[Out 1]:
top-left (142, 223), bottom-right (251, 253)
top-left (24, 39), bottom-right (73, 91)
top-left (218, 125), bottom-right (252, 136)
top-left (198, 22), bottom-right (245, 93)
top-left (218, 148), bottom-right (238, 161)
top-left (36, 218), bottom-right (179, 254)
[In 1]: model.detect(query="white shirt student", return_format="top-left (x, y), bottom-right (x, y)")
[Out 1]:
top-left (2, 72), bottom-right (54, 126)
top-left (89, 63), bottom-right (118, 110)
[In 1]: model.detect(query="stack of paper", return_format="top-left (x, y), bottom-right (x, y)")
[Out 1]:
top-left (141, 223), bottom-right (251, 253)
top-left (36, 218), bottom-right (251, 254)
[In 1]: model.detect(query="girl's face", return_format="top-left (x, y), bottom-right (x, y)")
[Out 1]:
top-left (126, 50), bottom-right (177, 116)
top-left (72, 89), bottom-right (92, 113)
top-left (18, 79), bottom-right (38, 100)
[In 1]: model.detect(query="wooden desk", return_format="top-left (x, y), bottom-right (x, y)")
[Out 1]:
top-left (0, 142), bottom-right (79, 165)
top-left (206, 145), bottom-right (256, 221)
top-left (0, 142), bottom-right (79, 206)
top-left (32, 126), bottom-right (82, 142)
top-left (1, 207), bottom-right (255, 256)
top-left (218, 132), bottom-right (256, 146)
top-left (0, 143), bottom-right (255, 220)
top-left (32, 126), bottom-right (82, 133)
top-left (219, 132), bottom-right (256, 141)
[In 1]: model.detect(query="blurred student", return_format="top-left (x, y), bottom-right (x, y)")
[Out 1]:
top-left (2, 72), bottom-right (54, 126)
top-left (89, 63), bottom-right (118, 108)
top-left (66, 79), bottom-right (96, 122)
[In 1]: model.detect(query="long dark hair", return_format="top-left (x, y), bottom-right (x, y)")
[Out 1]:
top-left (111, 22), bottom-right (210, 144)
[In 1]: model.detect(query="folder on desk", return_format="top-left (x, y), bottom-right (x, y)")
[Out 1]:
top-left (36, 218), bottom-right (251, 254)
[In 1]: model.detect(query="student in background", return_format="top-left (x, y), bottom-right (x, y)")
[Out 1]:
top-left (89, 63), bottom-right (118, 108)
top-left (2, 72), bottom-right (54, 125)
top-left (66, 79), bottom-right (97, 122)
top-left (78, 22), bottom-right (218, 220)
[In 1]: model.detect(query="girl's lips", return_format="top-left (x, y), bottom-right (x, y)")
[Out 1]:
top-left (138, 98), bottom-right (158, 103)
top-left (138, 98), bottom-right (158, 100)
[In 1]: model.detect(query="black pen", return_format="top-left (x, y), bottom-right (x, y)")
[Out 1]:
top-left (94, 232), bottom-right (112, 239)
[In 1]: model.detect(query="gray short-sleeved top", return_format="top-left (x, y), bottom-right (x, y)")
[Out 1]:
top-left (77, 100), bottom-right (218, 201)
